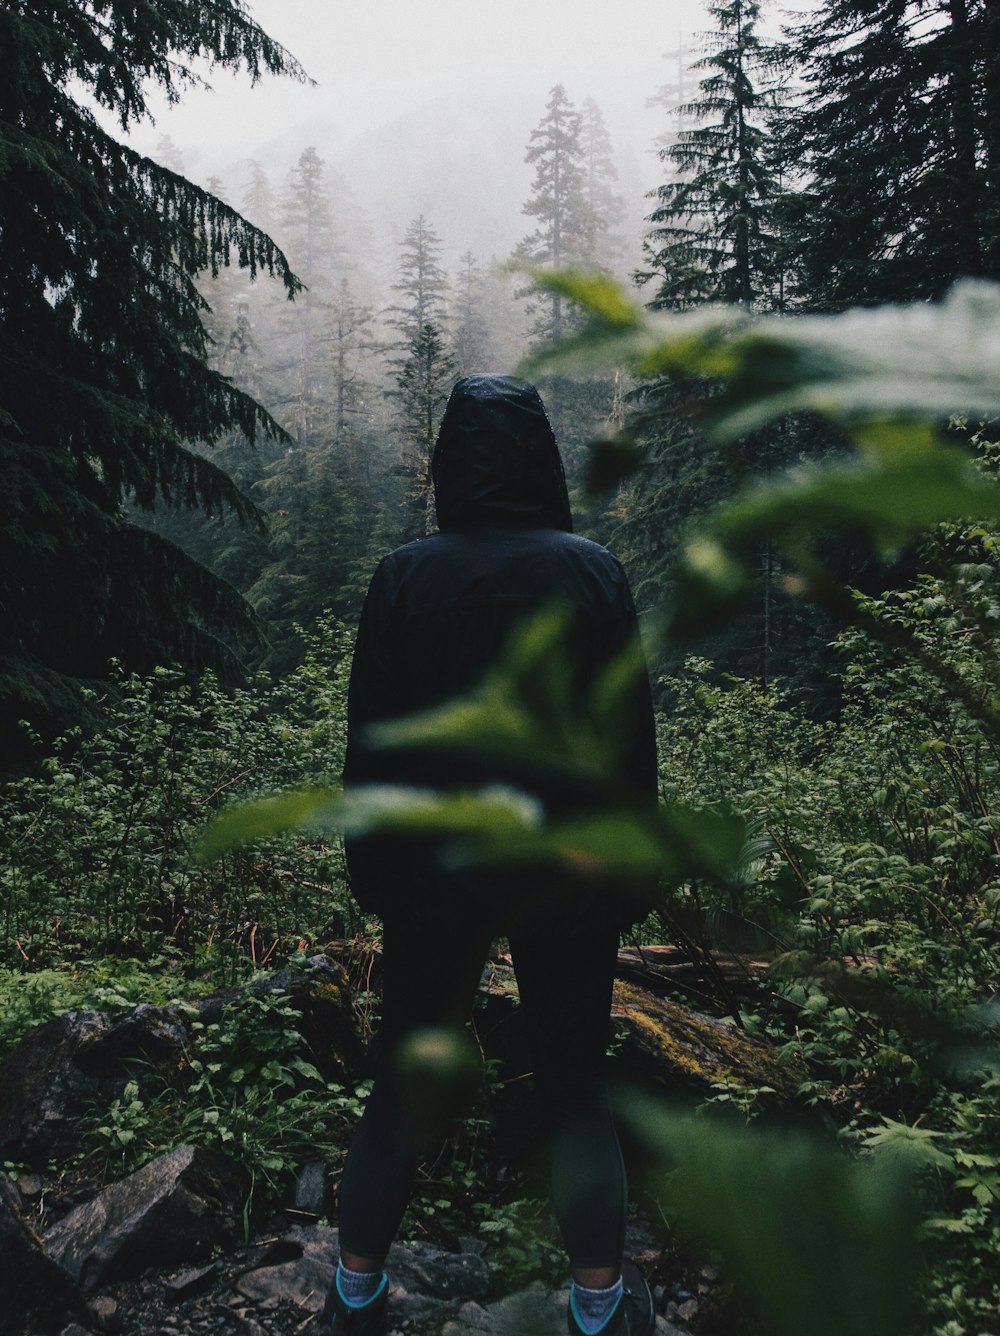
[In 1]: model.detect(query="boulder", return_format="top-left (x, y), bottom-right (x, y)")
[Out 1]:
top-left (440, 1281), bottom-right (690, 1336)
top-left (610, 979), bottom-right (806, 1106)
top-left (0, 954), bottom-right (362, 1168)
top-left (252, 954), bottom-right (364, 1081)
top-left (289, 1160), bottom-right (329, 1220)
top-left (194, 954), bottom-right (364, 1082)
top-left (0, 1010), bottom-right (111, 1164)
top-left (0, 1006), bottom-right (187, 1165)
top-left (233, 1224), bottom-right (337, 1313)
top-left (386, 1237), bottom-right (489, 1303)
top-left (44, 1144), bottom-right (248, 1292)
top-left (0, 1173), bottom-right (89, 1336)
top-left (474, 957), bottom-right (804, 1110)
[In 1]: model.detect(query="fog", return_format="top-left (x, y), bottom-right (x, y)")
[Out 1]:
top-left (125, 0), bottom-right (708, 274)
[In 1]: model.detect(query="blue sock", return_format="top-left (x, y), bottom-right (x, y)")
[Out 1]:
top-left (570, 1278), bottom-right (624, 1334)
top-left (336, 1262), bottom-right (387, 1309)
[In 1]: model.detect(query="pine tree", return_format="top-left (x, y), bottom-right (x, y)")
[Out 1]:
top-left (242, 159), bottom-right (277, 234)
top-left (513, 84), bottom-right (593, 342)
top-left (580, 98), bottom-right (627, 272)
top-left (637, 0), bottom-right (782, 310)
top-left (327, 278), bottom-right (377, 439)
top-left (274, 147), bottom-right (342, 447)
top-left (0, 0), bottom-right (304, 749)
top-left (394, 322), bottom-right (457, 534)
top-left (452, 252), bottom-right (493, 375)
top-left (279, 146), bottom-right (339, 291)
top-left (388, 215), bottom-right (450, 345)
top-left (785, 0), bottom-right (1000, 306)
top-left (385, 218), bottom-right (456, 533)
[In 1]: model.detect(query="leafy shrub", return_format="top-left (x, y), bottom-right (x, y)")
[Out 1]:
top-left (82, 972), bottom-right (372, 1208)
top-left (0, 617), bottom-right (357, 977)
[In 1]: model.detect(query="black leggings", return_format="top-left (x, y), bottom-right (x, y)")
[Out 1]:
top-left (337, 899), bottom-right (627, 1270)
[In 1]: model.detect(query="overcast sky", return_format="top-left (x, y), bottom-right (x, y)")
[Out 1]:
top-left (131, 0), bottom-right (708, 160)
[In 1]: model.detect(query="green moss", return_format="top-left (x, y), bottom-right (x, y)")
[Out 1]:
top-left (612, 981), bottom-right (805, 1104)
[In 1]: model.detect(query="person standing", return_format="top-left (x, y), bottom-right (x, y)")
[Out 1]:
top-left (320, 376), bottom-right (658, 1336)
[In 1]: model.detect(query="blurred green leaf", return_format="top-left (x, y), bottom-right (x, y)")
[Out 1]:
top-left (704, 280), bottom-right (1000, 439)
top-left (707, 435), bottom-right (1000, 550)
top-left (621, 1093), bottom-right (919, 1336)
top-left (198, 784), bottom-right (544, 861)
top-left (197, 787), bottom-right (337, 861)
top-left (524, 274), bottom-right (1000, 440)
top-left (667, 437), bottom-right (1000, 639)
top-left (526, 268), bottom-right (643, 327)
top-left (444, 797), bottom-right (750, 896)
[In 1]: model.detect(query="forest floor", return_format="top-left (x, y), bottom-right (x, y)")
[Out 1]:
top-left (60, 1217), bottom-right (711, 1336)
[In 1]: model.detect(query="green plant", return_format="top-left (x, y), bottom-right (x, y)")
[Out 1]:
top-left (0, 616), bottom-right (356, 980)
top-left (476, 1198), bottom-right (566, 1291)
top-left (79, 978), bottom-right (370, 1208)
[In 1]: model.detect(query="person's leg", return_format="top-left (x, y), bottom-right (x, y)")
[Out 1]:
top-left (507, 907), bottom-right (627, 1279)
top-left (336, 902), bottom-right (493, 1271)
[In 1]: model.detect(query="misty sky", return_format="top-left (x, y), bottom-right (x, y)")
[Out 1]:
top-left (133, 0), bottom-right (707, 159)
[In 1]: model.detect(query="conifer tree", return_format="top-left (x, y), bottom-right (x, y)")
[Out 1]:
top-left (452, 252), bottom-right (493, 375)
top-left (388, 215), bottom-right (450, 345)
top-left (328, 278), bottom-right (377, 439)
top-left (279, 146), bottom-right (339, 291)
top-left (0, 0), bottom-right (304, 748)
top-left (275, 146), bottom-right (341, 447)
top-left (386, 218), bottom-right (455, 533)
top-left (580, 98), bottom-right (627, 272)
top-left (785, 0), bottom-right (999, 305)
top-left (513, 84), bottom-right (593, 342)
top-left (242, 159), bottom-right (277, 235)
top-left (638, 0), bottom-right (781, 310)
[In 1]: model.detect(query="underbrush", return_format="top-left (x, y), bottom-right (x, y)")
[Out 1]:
top-left (652, 609), bottom-right (1000, 1333)
top-left (0, 617), bottom-right (356, 983)
top-left (2, 586), bottom-right (999, 1329)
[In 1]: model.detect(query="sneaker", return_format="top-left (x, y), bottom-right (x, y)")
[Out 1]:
top-left (567, 1261), bottom-right (655, 1336)
top-left (317, 1272), bottom-right (389, 1335)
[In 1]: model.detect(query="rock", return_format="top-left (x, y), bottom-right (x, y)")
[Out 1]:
top-left (252, 955), bottom-right (364, 1081)
top-left (193, 954), bottom-right (364, 1083)
top-left (233, 1223), bottom-right (337, 1314)
top-left (289, 1160), bottom-right (329, 1219)
top-left (440, 1299), bottom-right (496, 1333)
top-left (16, 1171), bottom-right (43, 1201)
top-left (0, 1010), bottom-right (111, 1164)
top-left (0, 955), bottom-right (363, 1169)
top-left (233, 1227), bottom-right (490, 1329)
top-left (386, 1238), bottom-right (489, 1303)
top-left (83, 1005), bottom-right (188, 1070)
top-left (162, 1262), bottom-right (218, 1299)
top-left (44, 1145), bottom-right (249, 1293)
top-left (609, 979), bottom-right (806, 1106)
top-left (0, 1007), bottom-right (187, 1165)
top-left (447, 1280), bottom-right (567, 1336)
top-left (88, 1296), bottom-right (121, 1332)
top-left (0, 1172), bottom-right (89, 1336)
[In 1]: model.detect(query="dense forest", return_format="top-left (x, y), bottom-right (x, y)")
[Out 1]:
top-left (2, 1), bottom-right (1000, 1334)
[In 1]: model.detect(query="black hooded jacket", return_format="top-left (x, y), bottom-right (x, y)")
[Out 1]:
top-left (344, 375), bottom-right (656, 916)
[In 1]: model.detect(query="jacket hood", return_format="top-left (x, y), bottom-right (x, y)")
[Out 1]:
top-left (432, 375), bottom-right (573, 532)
